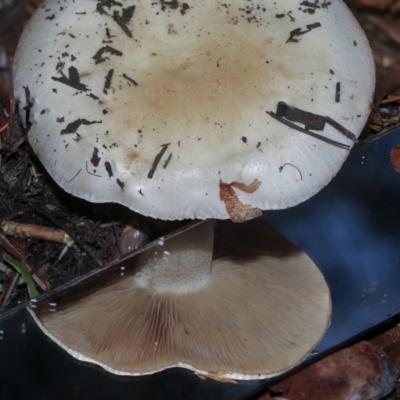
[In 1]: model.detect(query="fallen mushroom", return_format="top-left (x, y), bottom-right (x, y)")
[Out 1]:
top-left (29, 218), bottom-right (331, 379)
top-left (13, 0), bottom-right (375, 221)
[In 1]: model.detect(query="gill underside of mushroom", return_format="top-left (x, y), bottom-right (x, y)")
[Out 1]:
top-left (30, 218), bottom-right (331, 379)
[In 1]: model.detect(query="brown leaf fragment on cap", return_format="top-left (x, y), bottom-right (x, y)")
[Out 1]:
top-left (230, 179), bottom-right (262, 193)
top-left (93, 46), bottom-right (123, 65)
top-left (101, 0), bottom-right (123, 8)
top-left (161, 0), bottom-right (179, 11)
top-left (121, 6), bottom-right (135, 24)
top-left (112, 7), bottom-right (135, 38)
top-left (87, 93), bottom-right (99, 100)
top-left (96, 3), bottom-right (108, 15)
top-left (51, 66), bottom-right (90, 92)
top-left (219, 179), bottom-right (262, 223)
top-left (51, 75), bottom-right (89, 92)
top-left (286, 22), bottom-right (321, 43)
top-left (147, 144), bottom-right (170, 178)
top-left (271, 102), bottom-right (357, 147)
top-left (22, 86), bottom-right (33, 127)
top-left (260, 341), bottom-right (398, 400)
top-left (67, 66), bottom-right (80, 85)
top-left (300, 1), bottom-right (320, 8)
top-left (96, 0), bottom-right (122, 15)
top-left (163, 153), bottom-right (172, 169)
top-left (335, 82), bottom-right (341, 103)
top-left (91, 147), bottom-right (101, 167)
top-left (104, 161), bottom-right (113, 177)
top-left (391, 141), bottom-right (400, 173)
top-left (60, 119), bottom-right (102, 135)
top-left (116, 178), bottom-right (124, 189)
top-left (103, 69), bottom-right (114, 94)
top-left (180, 3), bottom-right (190, 15)
top-left (276, 101), bottom-right (326, 130)
top-left (122, 74), bottom-right (138, 86)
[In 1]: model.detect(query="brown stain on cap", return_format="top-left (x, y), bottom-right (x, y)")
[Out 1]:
top-left (127, 150), bottom-right (139, 162)
top-left (134, 34), bottom-right (289, 118)
top-left (219, 178), bottom-right (262, 222)
top-left (110, 22), bottom-right (305, 153)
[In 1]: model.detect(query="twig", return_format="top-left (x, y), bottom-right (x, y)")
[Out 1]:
top-left (361, 123), bottom-right (400, 144)
top-left (381, 94), bottom-right (400, 105)
top-left (1, 221), bottom-right (73, 244)
top-left (266, 111), bottom-right (351, 150)
top-left (0, 232), bottom-right (27, 262)
top-left (33, 255), bottom-right (53, 273)
top-left (12, 156), bottom-right (30, 193)
top-left (27, 203), bottom-right (104, 267)
top-left (113, 224), bottom-right (122, 257)
top-left (0, 272), bottom-right (19, 313)
top-left (0, 211), bottom-right (24, 223)
top-left (10, 136), bottom-right (26, 153)
top-left (0, 122), bottom-right (8, 135)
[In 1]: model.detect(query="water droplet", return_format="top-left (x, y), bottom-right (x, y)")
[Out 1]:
top-left (47, 302), bottom-right (58, 312)
top-left (29, 298), bottom-right (38, 308)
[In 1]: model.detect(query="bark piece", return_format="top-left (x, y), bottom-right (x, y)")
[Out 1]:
top-left (261, 341), bottom-right (399, 400)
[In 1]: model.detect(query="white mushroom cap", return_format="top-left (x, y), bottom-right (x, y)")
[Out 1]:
top-left (13, 0), bottom-right (375, 221)
top-left (29, 219), bottom-right (331, 379)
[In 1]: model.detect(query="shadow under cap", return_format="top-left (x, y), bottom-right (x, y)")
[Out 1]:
top-left (29, 218), bottom-right (331, 380)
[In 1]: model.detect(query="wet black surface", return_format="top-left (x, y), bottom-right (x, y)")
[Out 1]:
top-left (1, 130), bottom-right (400, 399)
top-left (0, 307), bottom-right (262, 400)
top-left (264, 131), bottom-right (400, 354)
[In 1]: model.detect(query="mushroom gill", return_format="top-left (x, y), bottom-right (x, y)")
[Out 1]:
top-left (29, 218), bottom-right (331, 379)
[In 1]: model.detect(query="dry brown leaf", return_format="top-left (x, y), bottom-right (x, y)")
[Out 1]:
top-left (260, 342), bottom-right (398, 400)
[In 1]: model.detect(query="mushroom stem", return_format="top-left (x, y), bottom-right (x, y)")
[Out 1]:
top-left (134, 220), bottom-right (214, 293)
